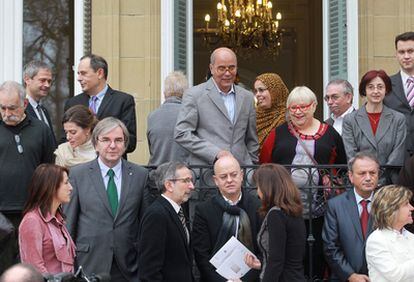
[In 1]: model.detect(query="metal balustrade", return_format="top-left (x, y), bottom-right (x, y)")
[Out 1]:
top-left (145, 164), bottom-right (401, 282)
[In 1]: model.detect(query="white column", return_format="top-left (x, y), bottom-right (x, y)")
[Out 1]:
top-left (322, 0), bottom-right (329, 120)
top-left (187, 0), bottom-right (194, 87)
top-left (160, 0), bottom-right (174, 103)
top-left (347, 0), bottom-right (359, 109)
top-left (73, 0), bottom-right (85, 95)
top-left (0, 0), bottom-right (23, 83)
top-left (322, 0), bottom-right (359, 120)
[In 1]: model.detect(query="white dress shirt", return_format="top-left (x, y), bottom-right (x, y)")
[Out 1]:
top-left (353, 189), bottom-right (373, 216)
top-left (161, 194), bottom-right (180, 213)
top-left (27, 95), bottom-right (49, 126)
top-left (212, 79), bottom-right (236, 123)
top-left (331, 106), bottom-right (355, 135)
top-left (98, 158), bottom-right (122, 202)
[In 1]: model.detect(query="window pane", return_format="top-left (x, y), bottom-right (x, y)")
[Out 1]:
top-left (23, 0), bottom-right (74, 140)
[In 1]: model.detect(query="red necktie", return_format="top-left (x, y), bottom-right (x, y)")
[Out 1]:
top-left (360, 200), bottom-right (369, 238)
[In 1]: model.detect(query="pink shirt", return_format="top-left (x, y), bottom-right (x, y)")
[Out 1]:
top-left (19, 208), bottom-right (76, 274)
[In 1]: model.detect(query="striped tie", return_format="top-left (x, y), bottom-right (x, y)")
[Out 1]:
top-left (406, 77), bottom-right (414, 108)
top-left (178, 207), bottom-right (190, 244)
top-left (89, 95), bottom-right (98, 114)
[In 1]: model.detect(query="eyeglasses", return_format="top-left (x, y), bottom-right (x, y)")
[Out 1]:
top-left (14, 134), bottom-right (23, 154)
top-left (97, 137), bottom-right (125, 146)
top-left (324, 94), bottom-right (342, 102)
top-left (366, 84), bottom-right (385, 91)
top-left (215, 65), bottom-right (237, 74)
top-left (168, 177), bottom-right (194, 185)
top-left (253, 87), bottom-right (268, 94)
top-left (216, 170), bottom-right (242, 181)
top-left (288, 102), bottom-right (314, 113)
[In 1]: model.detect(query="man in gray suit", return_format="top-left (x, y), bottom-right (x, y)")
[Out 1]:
top-left (384, 31), bottom-right (414, 157)
top-left (175, 47), bottom-right (259, 165)
top-left (147, 71), bottom-right (189, 166)
top-left (323, 152), bottom-right (379, 282)
top-left (65, 117), bottom-right (148, 281)
top-left (324, 79), bottom-right (355, 135)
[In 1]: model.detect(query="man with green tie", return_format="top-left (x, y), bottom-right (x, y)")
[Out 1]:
top-left (64, 117), bottom-right (149, 281)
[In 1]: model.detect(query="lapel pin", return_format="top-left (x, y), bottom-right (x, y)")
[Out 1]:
top-left (129, 172), bottom-right (133, 176)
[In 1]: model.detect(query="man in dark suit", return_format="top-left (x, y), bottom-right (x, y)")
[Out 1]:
top-left (324, 79), bottom-right (354, 135)
top-left (23, 60), bottom-right (57, 146)
top-left (323, 152), bottom-right (379, 282)
top-left (384, 31), bottom-right (414, 157)
top-left (192, 156), bottom-right (261, 282)
top-left (138, 161), bottom-right (194, 282)
top-left (64, 54), bottom-right (136, 154)
top-left (64, 117), bottom-right (148, 281)
top-left (175, 47), bottom-right (258, 165)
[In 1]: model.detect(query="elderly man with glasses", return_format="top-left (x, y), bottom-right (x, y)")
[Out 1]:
top-left (138, 161), bottom-right (195, 282)
top-left (0, 81), bottom-right (54, 272)
top-left (64, 117), bottom-right (149, 282)
top-left (324, 79), bottom-right (355, 135)
top-left (175, 47), bottom-right (259, 165)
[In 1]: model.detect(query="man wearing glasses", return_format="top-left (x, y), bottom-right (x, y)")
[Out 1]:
top-left (64, 117), bottom-right (148, 282)
top-left (138, 161), bottom-right (195, 281)
top-left (0, 81), bottom-right (55, 272)
top-left (192, 156), bottom-right (261, 281)
top-left (324, 79), bottom-right (355, 135)
top-left (175, 47), bottom-right (259, 165)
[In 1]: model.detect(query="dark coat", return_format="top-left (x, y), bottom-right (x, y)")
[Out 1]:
top-left (138, 196), bottom-right (194, 282)
top-left (26, 103), bottom-right (57, 147)
top-left (63, 86), bottom-right (137, 153)
top-left (383, 72), bottom-right (414, 158)
top-left (192, 192), bottom-right (261, 282)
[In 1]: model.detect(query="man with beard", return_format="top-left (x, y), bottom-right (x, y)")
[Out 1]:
top-left (0, 81), bottom-right (54, 272)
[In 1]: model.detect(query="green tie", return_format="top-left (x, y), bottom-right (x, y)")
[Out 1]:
top-left (106, 169), bottom-right (118, 215)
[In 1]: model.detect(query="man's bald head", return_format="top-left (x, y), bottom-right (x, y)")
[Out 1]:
top-left (213, 156), bottom-right (243, 202)
top-left (214, 155), bottom-right (240, 174)
top-left (0, 264), bottom-right (43, 282)
top-left (210, 47), bottom-right (237, 65)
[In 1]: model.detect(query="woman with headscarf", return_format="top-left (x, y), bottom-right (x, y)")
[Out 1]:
top-left (254, 73), bottom-right (289, 163)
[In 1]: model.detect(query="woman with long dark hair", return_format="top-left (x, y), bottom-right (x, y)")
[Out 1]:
top-left (19, 164), bottom-right (75, 274)
top-left (245, 163), bottom-right (306, 281)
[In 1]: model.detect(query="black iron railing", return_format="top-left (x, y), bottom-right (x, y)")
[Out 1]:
top-left (145, 164), bottom-right (401, 282)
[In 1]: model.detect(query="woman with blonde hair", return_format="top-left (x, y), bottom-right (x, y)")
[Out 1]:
top-left (253, 73), bottom-right (289, 163)
top-left (259, 86), bottom-right (346, 279)
top-left (366, 185), bottom-right (414, 281)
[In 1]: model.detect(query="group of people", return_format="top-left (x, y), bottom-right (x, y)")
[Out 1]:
top-left (1, 31), bottom-right (414, 282)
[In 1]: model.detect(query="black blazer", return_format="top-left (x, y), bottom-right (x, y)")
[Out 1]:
top-left (192, 192), bottom-right (261, 282)
top-left (138, 196), bottom-right (194, 282)
top-left (26, 103), bottom-right (57, 147)
top-left (63, 86), bottom-right (137, 153)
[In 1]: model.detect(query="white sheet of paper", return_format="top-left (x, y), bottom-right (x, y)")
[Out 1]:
top-left (209, 236), bottom-right (254, 280)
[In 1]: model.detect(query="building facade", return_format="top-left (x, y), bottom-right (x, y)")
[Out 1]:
top-left (0, 0), bottom-right (413, 163)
